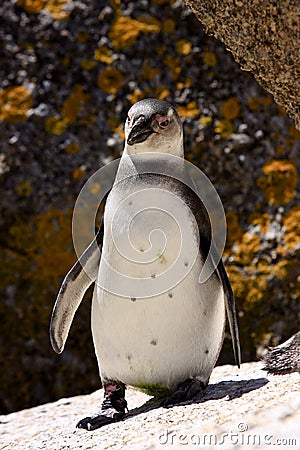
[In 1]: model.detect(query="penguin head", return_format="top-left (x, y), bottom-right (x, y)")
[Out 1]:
top-left (124, 98), bottom-right (183, 156)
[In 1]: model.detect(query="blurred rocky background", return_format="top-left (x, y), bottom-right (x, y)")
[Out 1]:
top-left (0, 0), bottom-right (299, 414)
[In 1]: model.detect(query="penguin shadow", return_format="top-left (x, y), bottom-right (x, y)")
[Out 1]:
top-left (124, 377), bottom-right (269, 420)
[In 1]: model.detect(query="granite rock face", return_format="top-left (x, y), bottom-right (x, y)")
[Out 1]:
top-left (0, 0), bottom-right (299, 413)
top-left (184, 0), bottom-right (300, 129)
top-left (263, 331), bottom-right (300, 375)
top-left (0, 363), bottom-right (299, 450)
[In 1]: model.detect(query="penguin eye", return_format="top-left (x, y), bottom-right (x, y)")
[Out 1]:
top-left (159, 119), bottom-right (170, 128)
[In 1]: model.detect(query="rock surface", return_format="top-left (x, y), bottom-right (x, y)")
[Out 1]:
top-left (1, 362), bottom-right (299, 450)
top-left (184, 0), bottom-right (300, 129)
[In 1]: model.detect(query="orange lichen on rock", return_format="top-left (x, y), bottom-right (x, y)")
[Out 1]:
top-left (109, 0), bottom-right (121, 9)
top-left (249, 212), bottom-right (271, 234)
top-left (80, 59), bottom-right (96, 70)
top-left (45, 115), bottom-right (68, 135)
top-left (7, 209), bottom-right (75, 287)
top-left (226, 266), bottom-right (247, 299)
top-left (226, 265), bottom-right (268, 310)
top-left (199, 115), bottom-right (213, 127)
top-left (257, 159), bottom-right (298, 204)
top-left (154, 87), bottom-right (170, 100)
top-left (289, 124), bottom-right (300, 140)
top-left (152, 0), bottom-right (175, 5)
top-left (248, 96), bottom-right (263, 111)
top-left (0, 86), bottom-right (33, 123)
top-left (107, 117), bottom-right (124, 140)
top-left (76, 31), bottom-right (91, 43)
top-left (164, 54), bottom-right (181, 78)
top-left (226, 261), bottom-right (273, 331)
top-left (98, 67), bottom-right (123, 94)
top-left (19, 0), bottom-right (71, 20)
top-left (17, 182), bottom-right (33, 197)
top-left (109, 16), bottom-right (160, 50)
top-left (248, 95), bottom-right (272, 111)
top-left (273, 259), bottom-right (300, 284)
top-left (116, 125), bottom-right (125, 141)
top-left (162, 18), bottom-right (175, 33)
top-left (94, 46), bottom-right (113, 64)
top-left (17, 0), bottom-right (47, 13)
top-left (221, 97), bottom-right (240, 120)
top-left (177, 101), bottom-right (200, 118)
top-left (283, 207), bottom-right (300, 250)
top-left (243, 275), bottom-right (268, 310)
top-left (233, 232), bottom-right (261, 266)
top-left (45, 0), bottom-right (71, 21)
top-left (202, 50), bottom-right (217, 67)
top-left (142, 65), bottom-right (160, 81)
top-left (176, 39), bottom-right (192, 55)
top-left (128, 89), bottom-right (144, 104)
top-left (61, 84), bottom-right (90, 124)
top-left (45, 85), bottom-right (90, 135)
top-left (107, 117), bottom-right (119, 130)
top-left (226, 211), bottom-right (243, 245)
top-left (72, 166), bottom-right (86, 179)
top-left (272, 258), bottom-right (300, 306)
top-left (65, 142), bottom-right (79, 154)
top-left (214, 119), bottom-right (234, 138)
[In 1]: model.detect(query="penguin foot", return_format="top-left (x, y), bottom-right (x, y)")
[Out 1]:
top-left (77, 380), bottom-right (127, 430)
top-left (161, 379), bottom-right (206, 407)
top-left (76, 409), bottom-right (125, 430)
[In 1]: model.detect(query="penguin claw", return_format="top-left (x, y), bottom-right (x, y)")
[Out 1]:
top-left (76, 411), bottom-right (125, 430)
top-left (76, 380), bottom-right (127, 430)
top-left (160, 379), bottom-right (206, 407)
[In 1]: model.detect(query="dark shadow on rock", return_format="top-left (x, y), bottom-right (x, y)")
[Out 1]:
top-left (123, 377), bottom-right (269, 421)
top-left (194, 378), bottom-right (269, 403)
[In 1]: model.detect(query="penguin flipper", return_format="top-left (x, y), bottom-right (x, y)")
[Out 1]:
top-left (217, 261), bottom-right (241, 367)
top-left (50, 223), bottom-right (103, 354)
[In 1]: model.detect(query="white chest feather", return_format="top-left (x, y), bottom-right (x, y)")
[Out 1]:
top-left (91, 178), bottom-right (225, 390)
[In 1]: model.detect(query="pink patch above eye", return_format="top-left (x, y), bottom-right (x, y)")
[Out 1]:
top-left (156, 115), bottom-right (170, 127)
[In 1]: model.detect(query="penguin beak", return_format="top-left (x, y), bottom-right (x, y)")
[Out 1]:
top-left (127, 115), bottom-right (154, 145)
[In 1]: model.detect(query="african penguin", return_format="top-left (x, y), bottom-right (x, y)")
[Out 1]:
top-left (50, 98), bottom-right (241, 430)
